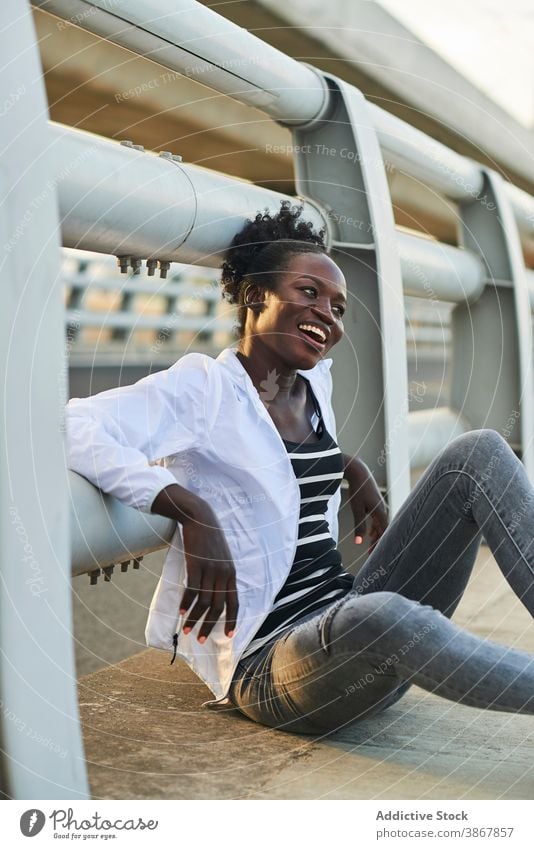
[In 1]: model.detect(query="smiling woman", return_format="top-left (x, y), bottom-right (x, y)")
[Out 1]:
top-left (65, 201), bottom-right (534, 734)
top-left (221, 203), bottom-right (346, 376)
top-left (220, 200), bottom-right (343, 339)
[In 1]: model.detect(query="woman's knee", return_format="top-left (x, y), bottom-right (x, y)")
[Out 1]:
top-left (321, 590), bottom-right (433, 654)
top-left (440, 428), bottom-right (506, 468)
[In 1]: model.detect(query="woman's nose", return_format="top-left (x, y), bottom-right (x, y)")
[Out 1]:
top-left (311, 301), bottom-right (335, 323)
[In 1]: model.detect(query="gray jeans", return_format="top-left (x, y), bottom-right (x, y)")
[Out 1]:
top-left (228, 429), bottom-right (534, 734)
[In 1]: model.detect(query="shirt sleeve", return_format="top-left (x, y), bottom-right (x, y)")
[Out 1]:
top-left (64, 353), bottom-right (210, 513)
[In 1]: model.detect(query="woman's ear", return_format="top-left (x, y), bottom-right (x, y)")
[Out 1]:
top-left (244, 283), bottom-right (265, 311)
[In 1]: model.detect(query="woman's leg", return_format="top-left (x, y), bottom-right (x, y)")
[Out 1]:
top-left (229, 588), bottom-right (534, 734)
top-left (354, 428), bottom-right (534, 617)
top-left (229, 429), bottom-right (534, 733)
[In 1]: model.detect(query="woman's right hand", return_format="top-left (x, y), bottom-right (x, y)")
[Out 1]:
top-left (151, 484), bottom-right (238, 642)
top-left (179, 505), bottom-right (239, 642)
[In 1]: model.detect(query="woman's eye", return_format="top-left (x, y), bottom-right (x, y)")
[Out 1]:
top-left (301, 286), bottom-right (317, 296)
top-left (334, 306), bottom-right (345, 317)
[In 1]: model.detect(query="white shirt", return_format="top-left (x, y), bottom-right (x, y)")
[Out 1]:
top-left (65, 346), bottom-right (341, 700)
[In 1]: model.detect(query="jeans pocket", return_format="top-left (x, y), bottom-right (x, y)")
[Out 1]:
top-left (317, 592), bottom-right (355, 656)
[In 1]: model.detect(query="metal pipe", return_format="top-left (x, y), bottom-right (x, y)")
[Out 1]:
top-left (54, 122), bottom-right (492, 308)
top-left (69, 473), bottom-right (175, 575)
top-left (409, 408), bottom-right (471, 469)
top-left (50, 122), bottom-right (325, 264)
top-left (35, 0), bottom-right (488, 202)
top-left (37, 0), bottom-right (534, 222)
top-left (506, 181), bottom-right (534, 241)
top-left (397, 232), bottom-right (486, 303)
top-left (367, 103), bottom-right (484, 202)
top-left (33, 0), bottom-right (329, 126)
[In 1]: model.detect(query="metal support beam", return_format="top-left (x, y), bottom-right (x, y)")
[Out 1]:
top-left (526, 269), bottom-right (534, 310)
top-left (0, 1), bottom-right (88, 799)
top-left (454, 170), bottom-right (534, 470)
top-left (292, 75), bottom-right (411, 516)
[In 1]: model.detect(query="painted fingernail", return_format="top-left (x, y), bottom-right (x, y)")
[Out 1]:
top-left (183, 626), bottom-right (192, 634)
top-left (355, 535), bottom-right (363, 544)
top-left (198, 635), bottom-right (206, 644)
top-left (227, 630), bottom-right (235, 638)
top-left (179, 608), bottom-right (187, 615)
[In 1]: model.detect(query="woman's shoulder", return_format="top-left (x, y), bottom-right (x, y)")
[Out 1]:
top-left (158, 352), bottom-right (217, 404)
top-left (166, 352), bottom-right (225, 429)
top-left (168, 351), bottom-right (215, 374)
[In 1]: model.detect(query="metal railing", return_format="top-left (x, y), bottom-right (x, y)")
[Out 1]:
top-left (2, 0), bottom-right (534, 798)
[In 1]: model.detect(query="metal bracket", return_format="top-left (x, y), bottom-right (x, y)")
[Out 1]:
top-left (88, 557), bottom-right (143, 583)
top-left (114, 146), bottom-right (183, 278)
top-left (120, 140), bottom-right (145, 152)
top-left (89, 568), bottom-right (101, 586)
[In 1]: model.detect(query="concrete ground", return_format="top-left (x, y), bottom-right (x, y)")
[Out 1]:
top-left (78, 544), bottom-right (534, 800)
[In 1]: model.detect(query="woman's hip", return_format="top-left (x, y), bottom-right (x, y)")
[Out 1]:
top-left (228, 590), bottom-right (415, 733)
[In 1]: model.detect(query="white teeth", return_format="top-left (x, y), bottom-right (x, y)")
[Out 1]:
top-left (298, 323), bottom-right (326, 343)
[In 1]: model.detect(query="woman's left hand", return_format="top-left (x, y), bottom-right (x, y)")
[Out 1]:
top-left (343, 455), bottom-right (389, 554)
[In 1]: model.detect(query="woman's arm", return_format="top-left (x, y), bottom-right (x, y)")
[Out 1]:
top-left (151, 484), bottom-right (238, 640)
top-left (65, 355), bottom-right (238, 640)
top-left (65, 355), bottom-right (206, 513)
top-left (341, 452), bottom-right (389, 551)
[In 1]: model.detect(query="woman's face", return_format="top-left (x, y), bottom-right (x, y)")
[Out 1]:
top-left (246, 251), bottom-right (347, 368)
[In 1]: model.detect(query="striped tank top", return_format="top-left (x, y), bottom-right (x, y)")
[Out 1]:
top-left (240, 376), bottom-right (354, 660)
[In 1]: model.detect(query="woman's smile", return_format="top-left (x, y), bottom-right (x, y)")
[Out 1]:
top-left (297, 320), bottom-right (329, 343)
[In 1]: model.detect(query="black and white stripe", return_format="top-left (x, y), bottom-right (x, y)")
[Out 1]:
top-left (241, 379), bottom-right (354, 660)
